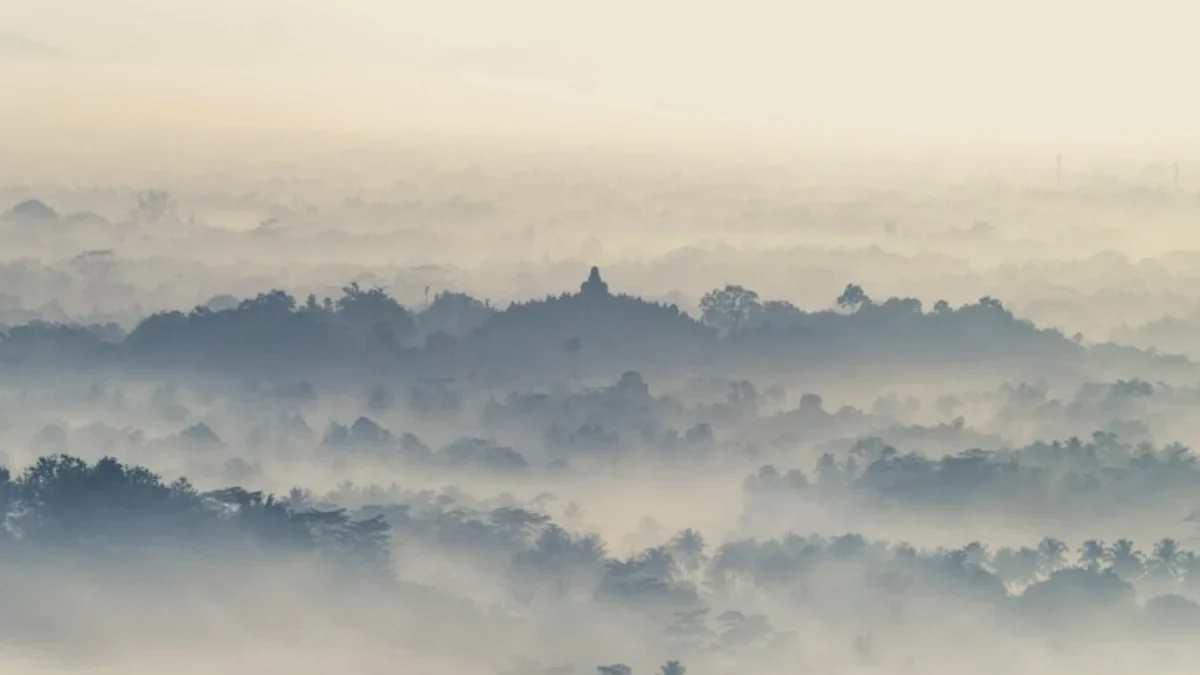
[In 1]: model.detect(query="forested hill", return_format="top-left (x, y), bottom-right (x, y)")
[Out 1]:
top-left (0, 269), bottom-right (1185, 383)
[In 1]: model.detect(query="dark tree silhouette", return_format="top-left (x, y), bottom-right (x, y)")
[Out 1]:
top-left (699, 285), bottom-right (762, 333)
top-left (836, 283), bottom-right (871, 311)
top-left (659, 661), bottom-right (686, 675)
top-left (1078, 540), bottom-right (1106, 572)
top-left (1, 454), bottom-right (392, 574)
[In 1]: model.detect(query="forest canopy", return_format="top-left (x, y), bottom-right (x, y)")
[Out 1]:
top-left (0, 273), bottom-right (1118, 385)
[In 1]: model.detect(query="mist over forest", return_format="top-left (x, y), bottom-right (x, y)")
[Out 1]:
top-left (7, 2), bottom-right (1200, 673)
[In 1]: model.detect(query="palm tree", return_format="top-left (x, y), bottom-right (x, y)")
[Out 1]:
top-left (1037, 537), bottom-right (1068, 574)
top-left (1106, 539), bottom-right (1144, 580)
top-left (660, 662), bottom-right (686, 675)
top-left (1077, 539), bottom-right (1106, 572)
top-left (669, 529), bottom-right (707, 581)
top-left (1150, 538), bottom-right (1184, 581)
top-left (1177, 550), bottom-right (1200, 591)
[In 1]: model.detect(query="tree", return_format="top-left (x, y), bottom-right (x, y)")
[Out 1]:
top-left (1, 453), bottom-right (384, 576)
top-left (238, 289), bottom-right (296, 314)
top-left (1178, 551), bottom-right (1200, 591)
top-left (335, 282), bottom-right (416, 345)
top-left (976, 296), bottom-right (1005, 312)
top-left (798, 393), bottom-right (825, 413)
top-left (597, 666), bottom-right (631, 675)
top-left (992, 546), bottom-right (1042, 587)
top-left (961, 541), bottom-right (990, 569)
top-left (1150, 538), bottom-right (1184, 581)
top-left (660, 661), bottom-right (686, 675)
top-left (1078, 539), bottom-right (1106, 572)
top-left (879, 296), bottom-right (923, 314)
top-left (1019, 568), bottom-right (1136, 617)
top-left (1106, 539), bottom-right (1144, 580)
top-left (1037, 537), bottom-right (1068, 574)
top-left (6, 199), bottom-right (59, 222)
top-left (759, 300), bottom-right (803, 327)
top-left (418, 290), bottom-right (495, 337)
top-left (669, 529), bottom-right (707, 581)
top-left (699, 285), bottom-right (762, 333)
top-left (836, 283), bottom-right (871, 312)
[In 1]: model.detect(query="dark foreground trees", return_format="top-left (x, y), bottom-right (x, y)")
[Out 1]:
top-left (0, 454), bottom-right (391, 575)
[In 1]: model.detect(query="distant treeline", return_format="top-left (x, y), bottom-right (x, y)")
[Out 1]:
top-left (0, 268), bottom-right (1183, 381)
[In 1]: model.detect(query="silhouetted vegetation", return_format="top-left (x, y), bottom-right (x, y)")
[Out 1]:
top-left (0, 273), bottom-right (1111, 384)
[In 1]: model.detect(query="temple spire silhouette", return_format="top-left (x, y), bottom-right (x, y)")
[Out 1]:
top-left (580, 266), bottom-right (609, 297)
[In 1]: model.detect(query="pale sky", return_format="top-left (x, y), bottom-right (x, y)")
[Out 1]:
top-left (4, 0), bottom-right (1200, 152)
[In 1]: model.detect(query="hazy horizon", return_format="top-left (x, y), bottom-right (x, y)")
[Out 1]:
top-left (5, 0), bottom-right (1200, 158)
top-left (7, 3), bottom-right (1200, 673)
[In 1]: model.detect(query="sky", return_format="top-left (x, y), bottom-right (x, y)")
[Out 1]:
top-left (4, 0), bottom-right (1200, 153)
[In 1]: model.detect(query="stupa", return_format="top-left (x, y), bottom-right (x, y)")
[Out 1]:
top-left (580, 266), bottom-right (609, 297)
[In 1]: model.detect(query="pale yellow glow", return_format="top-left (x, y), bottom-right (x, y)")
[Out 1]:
top-left (3, 0), bottom-right (1200, 154)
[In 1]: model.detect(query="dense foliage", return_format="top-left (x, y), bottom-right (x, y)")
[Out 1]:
top-left (0, 273), bottom-right (1109, 383)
